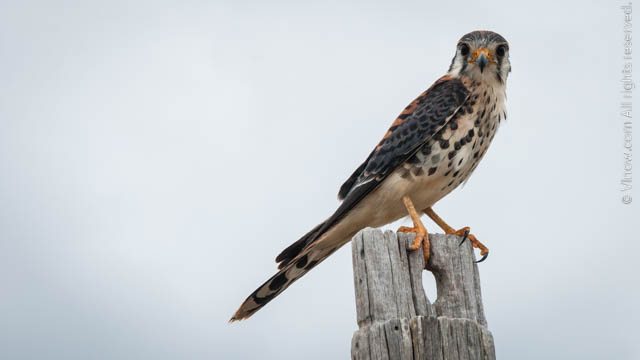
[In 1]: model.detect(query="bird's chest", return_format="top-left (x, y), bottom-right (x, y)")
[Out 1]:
top-left (397, 84), bottom-right (506, 203)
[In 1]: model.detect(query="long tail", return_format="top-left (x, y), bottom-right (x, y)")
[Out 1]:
top-left (230, 222), bottom-right (354, 321)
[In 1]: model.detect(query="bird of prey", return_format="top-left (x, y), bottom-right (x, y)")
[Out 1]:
top-left (231, 30), bottom-right (511, 321)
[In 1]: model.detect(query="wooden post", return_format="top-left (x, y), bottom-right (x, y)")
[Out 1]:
top-left (350, 229), bottom-right (496, 360)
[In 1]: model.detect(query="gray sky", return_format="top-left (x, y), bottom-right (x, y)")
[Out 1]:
top-left (0, 0), bottom-right (638, 359)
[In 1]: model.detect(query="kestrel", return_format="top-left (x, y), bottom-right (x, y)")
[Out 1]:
top-left (231, 30), bottom-right (511, 321)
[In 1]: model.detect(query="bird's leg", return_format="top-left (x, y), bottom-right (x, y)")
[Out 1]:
top-left (423, 207), bottom-right (489, 263)
top-left (397, 196), bottom-right (430, 264)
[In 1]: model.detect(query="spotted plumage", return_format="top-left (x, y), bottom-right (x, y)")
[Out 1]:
top-left (231, 30), bottom-right (511, 322)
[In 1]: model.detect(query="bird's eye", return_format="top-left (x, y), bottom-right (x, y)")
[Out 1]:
top-left (496, 45), bottom-right (507, 57)
top-left (459, 43), bottom-right (470, 56)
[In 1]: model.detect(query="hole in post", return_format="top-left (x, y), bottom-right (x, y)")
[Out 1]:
top-left (422, 271), bottom-right (438, 302)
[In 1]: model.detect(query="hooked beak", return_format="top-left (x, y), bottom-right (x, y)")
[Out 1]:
top-left (469, 48), bottom-right (493, 73)
top-left (476, 54), bottom-right (488, 73)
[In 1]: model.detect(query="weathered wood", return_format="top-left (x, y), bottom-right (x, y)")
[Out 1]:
top-left (429, 233), bottom-right (487, 326)
top-left (351, 229), bottom-right (495, 360)
top-left (351, 230), bottom-right (433, 326)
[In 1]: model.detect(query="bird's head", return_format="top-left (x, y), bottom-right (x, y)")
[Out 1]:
top-left (448, 30), bottom-right (511, 84)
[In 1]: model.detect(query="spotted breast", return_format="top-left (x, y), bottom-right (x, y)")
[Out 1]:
top-left (394, 78), bottom-right (507, 211)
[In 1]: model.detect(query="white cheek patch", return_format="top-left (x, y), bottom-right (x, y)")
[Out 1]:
top-left (448, 55), bottom-right (465, 77)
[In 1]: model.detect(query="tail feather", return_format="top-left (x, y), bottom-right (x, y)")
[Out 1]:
top-left (231, 200), bottom-right (368, 321)
top-left (275, 221), bottom-right (326, 269)
top-left (230, 242), bottom-right (340, 322)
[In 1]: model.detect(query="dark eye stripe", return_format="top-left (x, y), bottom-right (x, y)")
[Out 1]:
top-left (459, 43), bottom-right (470, 56)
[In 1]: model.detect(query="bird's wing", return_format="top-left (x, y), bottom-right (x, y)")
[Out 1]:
top-left (277, 75), bottom-right (471, 268)
top-left (339, 76), bottom-right (470, 201)
top-left (333, 76), bottom-right (470, 214)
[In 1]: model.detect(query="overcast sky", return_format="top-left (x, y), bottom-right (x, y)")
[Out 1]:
top-left (0, 0), bottom-right (638, 359)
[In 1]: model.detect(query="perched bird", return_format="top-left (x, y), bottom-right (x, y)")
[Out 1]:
top-left (231, 30), bottom-right (511, 321)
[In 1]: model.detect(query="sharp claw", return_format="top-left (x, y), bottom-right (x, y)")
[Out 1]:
top-left (458, 229), bottom-right (470, 246)
top-left (475, 253), bottom-right (489, 263)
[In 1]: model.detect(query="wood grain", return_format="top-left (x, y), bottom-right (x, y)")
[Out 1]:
top-left (350, 229), bottom-right (495, 360)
